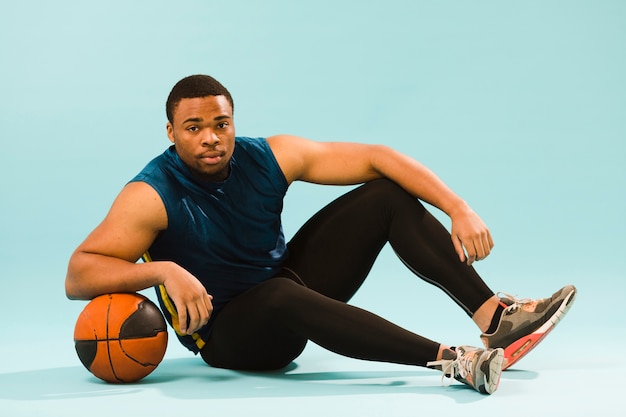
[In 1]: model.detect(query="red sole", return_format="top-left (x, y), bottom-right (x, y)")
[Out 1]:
top-left (501, 288), bottom-right (576, 370)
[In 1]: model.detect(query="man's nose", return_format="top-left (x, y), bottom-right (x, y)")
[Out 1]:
top-left (200, 130), bottom-right (220, 145)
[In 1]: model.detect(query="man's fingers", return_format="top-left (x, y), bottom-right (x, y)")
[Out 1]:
top-left (487, 230), bottom-right (495, 252)
top-left (475, 230), bottom-right (494, 261)
top-left (177, 305), bottom-right (189, 335)
top-left (465, 245), bottom-right (477, 265)
top-left (461, 236), bottom-right (482, 266)
top-left (203, 293), bottom-right (214, 322)
top-left (452, 235), bottom-right (466, 263)
top-left (178, 295), bottom-right (213, 335)
top-left (187, 305), bottom-right (202, 335)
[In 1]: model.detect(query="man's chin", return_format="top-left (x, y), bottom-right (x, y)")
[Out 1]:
top-left (193, 165), bottom-right (231, 183)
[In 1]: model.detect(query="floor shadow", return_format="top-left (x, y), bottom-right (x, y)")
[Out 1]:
top-left (0, 357), bottom-right (537, 404)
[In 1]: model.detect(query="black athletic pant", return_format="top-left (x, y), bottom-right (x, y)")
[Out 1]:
top-left (200, 179), bottom-right (494, 370)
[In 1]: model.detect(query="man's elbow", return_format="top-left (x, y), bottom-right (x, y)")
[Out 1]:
top-left (65, 273), bottom-right (86, 300)
top-left (65, 254), bottom-right (92, 300)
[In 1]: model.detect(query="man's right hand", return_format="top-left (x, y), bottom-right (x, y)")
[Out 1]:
top-left (161, 262), bottom-right (214, 335)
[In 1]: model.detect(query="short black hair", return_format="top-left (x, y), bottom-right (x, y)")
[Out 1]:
top-left (166, 74), bottom-right (234, 123)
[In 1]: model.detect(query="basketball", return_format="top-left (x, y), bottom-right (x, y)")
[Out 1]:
top-left (74, 293), bottom-right (168, 383)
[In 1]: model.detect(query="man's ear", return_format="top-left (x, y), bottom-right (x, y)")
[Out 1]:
top-left (166, 122), bottom-right (175, 144)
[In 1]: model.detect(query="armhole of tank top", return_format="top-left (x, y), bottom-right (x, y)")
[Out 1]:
top-left (128, 179), bottom-right (170, 237)
top-left (259, 137), bottom-right (289, 192)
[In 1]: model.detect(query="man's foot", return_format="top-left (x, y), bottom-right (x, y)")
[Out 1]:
top-left (427, 346), bottom-right (504, 395)
top-left (482, 284), bottom-right (577, 370)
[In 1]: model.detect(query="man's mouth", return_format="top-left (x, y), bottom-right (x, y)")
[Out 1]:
top-left (199, 151), bottom-right (225, 165)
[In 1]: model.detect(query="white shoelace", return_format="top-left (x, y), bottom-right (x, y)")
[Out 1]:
top-left (426, 357), bottom-right (457, 386)
top-left (427, 350), bottom-right (475, 386)
top-left (497, 292), bottom-right (532, 310)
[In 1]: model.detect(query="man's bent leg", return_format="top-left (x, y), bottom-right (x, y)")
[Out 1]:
top-left (285, 179), bottom-right (494, 316)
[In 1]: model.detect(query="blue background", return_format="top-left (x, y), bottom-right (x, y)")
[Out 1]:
top-left (1, 1), bottom-right (624, 415)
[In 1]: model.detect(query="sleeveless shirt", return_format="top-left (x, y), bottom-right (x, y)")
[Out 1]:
top-left (131, 137), bottom-right (289, 352)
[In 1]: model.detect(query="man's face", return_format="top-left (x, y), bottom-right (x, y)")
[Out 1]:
top-left (166, 95), bottom-right (235, 182)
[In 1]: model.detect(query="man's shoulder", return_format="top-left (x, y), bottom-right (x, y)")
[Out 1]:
top-left (234, 136), bottom-right (276, 161)
top-left (235, 136), bottom-right (268, 150)
top-left (110, 182), bottom-right (168, 231)
top-left (130, 147), bottom-right (172, 180)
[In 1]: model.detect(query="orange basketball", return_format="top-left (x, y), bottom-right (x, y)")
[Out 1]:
top-left (74, 293), bottom-right (168, 383)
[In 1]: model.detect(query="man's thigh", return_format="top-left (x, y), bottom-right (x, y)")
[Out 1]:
top-left (200, 277), bottom-right (308, 371)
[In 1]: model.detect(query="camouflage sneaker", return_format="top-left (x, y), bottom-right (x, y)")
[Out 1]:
top-left (427, 346), bottom-right (504, 395)
top-left (482, 284), bottom-right (577, 370)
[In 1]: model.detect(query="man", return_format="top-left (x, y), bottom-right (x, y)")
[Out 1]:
top-left (66, 74), bottom-right (576, 395)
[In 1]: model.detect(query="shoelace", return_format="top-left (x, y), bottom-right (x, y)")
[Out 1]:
top-left (426, 350), bottom-right (476, 386)
top-left (453, 350), bottom-right (474, 380)
top-left (497, 292), bottom-right (532, 311)
top-left (426, 357), bottom-right (457, 386)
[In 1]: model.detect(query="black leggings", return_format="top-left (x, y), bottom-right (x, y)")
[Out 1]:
top-left (200, 179), bottom-right (494, 370)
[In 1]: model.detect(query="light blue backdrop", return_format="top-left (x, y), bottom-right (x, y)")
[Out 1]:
top-left (0, 0), bottom-right (624, 378)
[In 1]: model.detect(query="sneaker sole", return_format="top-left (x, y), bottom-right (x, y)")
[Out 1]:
top-left (480, 348), bottom-right (504, 394)
top-left (502, 286), bottom-right (576, 370)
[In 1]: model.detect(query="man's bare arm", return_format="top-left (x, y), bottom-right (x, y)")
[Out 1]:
top-left (268, 135), bottom-right (493, 265)
top-left (65, 181), bottom-right (212, 335)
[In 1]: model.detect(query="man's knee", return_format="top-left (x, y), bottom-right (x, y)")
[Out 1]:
top-left (255, 277), bottom-right (305, 314)
top-left (362, 179), bottom-right (425, 215)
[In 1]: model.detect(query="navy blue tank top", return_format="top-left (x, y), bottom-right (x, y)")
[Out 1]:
top-left (131, 137), bottom-right (289, 352)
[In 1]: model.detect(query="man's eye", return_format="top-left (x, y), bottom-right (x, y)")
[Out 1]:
top-left (217, 122), bottom-right (229, 129)
top-left (187, 126), bottom-right (198, 132)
